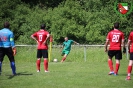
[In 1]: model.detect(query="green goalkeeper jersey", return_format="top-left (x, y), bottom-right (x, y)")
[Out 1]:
top-left (63, 40), bottom-right (74, 51)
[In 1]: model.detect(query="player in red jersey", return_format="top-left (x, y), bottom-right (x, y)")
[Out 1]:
top-left (31, 24), bottom-right (50, 72)
top-left (125, 31), bottom-right (133, 80)
top-left (105, 22), bottom-right (126, 75)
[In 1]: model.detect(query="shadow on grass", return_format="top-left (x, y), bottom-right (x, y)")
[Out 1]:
top-left (108, 73), bottom-right (127, 77)
top-left (7, 72), bottom-right (33, 79)
top-left (118, 73), bottom-right (127, 76)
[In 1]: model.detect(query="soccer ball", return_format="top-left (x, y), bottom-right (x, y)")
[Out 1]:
top-left (53, 59), bottom-right (58, 62)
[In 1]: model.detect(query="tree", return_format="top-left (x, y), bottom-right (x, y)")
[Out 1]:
top-left (1, 0), bottom-right (133, 44)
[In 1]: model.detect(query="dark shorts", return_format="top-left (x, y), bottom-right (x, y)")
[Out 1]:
top-left (37, 49), bottom-right (48, 58)
top-left (130, 53), bottom-right (133, 60)
top-left (0, 47), bottom-right (14, 62)
top-left (108, 50), bottom-right (122, 60)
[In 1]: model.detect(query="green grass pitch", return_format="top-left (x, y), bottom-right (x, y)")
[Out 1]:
top-left (0, 46), bottom-right (133, 88)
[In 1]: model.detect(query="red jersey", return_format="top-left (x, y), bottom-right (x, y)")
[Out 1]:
top-left (128, 31), bottom-right (133, 53)
top-left (106, 29), bottom-right (124, 50)
top-left (32, 29), bottom-right (49, 49)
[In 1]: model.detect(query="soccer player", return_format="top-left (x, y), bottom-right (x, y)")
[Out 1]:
top-left (61, 37), bottom-right (79, 63)
top-left (31, 24), bottom-right (50, 72)
top-left (0, 22), bottom-right (17, 75)
top-left (105, 22), bottom-right (126, 75)
top-left (125, 31), bottom-right (133, 80)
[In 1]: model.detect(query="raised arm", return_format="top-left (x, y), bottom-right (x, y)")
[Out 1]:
top-left (73, 41), bottom-right (79, 45)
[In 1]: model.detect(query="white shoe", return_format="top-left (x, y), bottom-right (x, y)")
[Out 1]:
top-left (108, 71), bottom-right (114, 75)
top-left (45, 70), bottom-right (49, 72)
top-left (37, 70), bottom-right (40, 72)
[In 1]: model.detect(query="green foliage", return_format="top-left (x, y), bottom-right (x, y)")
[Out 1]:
top-left (0, 0), bottom-right (21, 28)
top-left (0, 0), bottom-right (133, 44)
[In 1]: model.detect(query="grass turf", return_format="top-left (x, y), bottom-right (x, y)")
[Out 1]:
top-left (0, 46), bottom-right (132, 88)
top-left (0, 60), bottom-right (133, 88)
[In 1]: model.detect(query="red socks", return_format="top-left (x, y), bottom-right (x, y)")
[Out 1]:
top-left (115, 63), bottom-right (120, 74)
top-left (62, 57), bottom-right (66, 62)
top-left (36, 59), bottom-right (48, 71)
top-left (44, 59), bottom-right (48, 71)
top-left (108, 59), bottom-right (120, 74)
top-left (127, 66), bottom-right (132, 75)
top-left (36, 59), bottom-right (40, 71)
top-left (108, 59), bottom-right (114, 72)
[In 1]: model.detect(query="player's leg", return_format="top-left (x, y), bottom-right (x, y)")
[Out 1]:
top-left (36, 49), bottom-right (42, 72)
top-left (0, 47), bottom-right (5, 75)
top-left (0, 61), bottom-right (1, 75)
top-left (44, 58), bottom-right (48, 72)
top-left (126, 53), bottom-right (133, 80)
top-left (108, 50), bottom-right (114, 75)
top-left (42, 49), bottom-right (49, 72)
top-left (114, 59), bottom-right (120, 75)
top-left (61, 54), bottom-right (67, 63)
top-left (61, 50), bottom-right (70, 63)
top-left (114, 50), bottom-right (122, 75)
top-left (6, 47), bottom-right (16, 75)
top-left (60, 50), bottom-right (65, 62)
top-left (126, 60), bottom-right (133, 80)
top-left (36, 59), bottom-right (41, 72)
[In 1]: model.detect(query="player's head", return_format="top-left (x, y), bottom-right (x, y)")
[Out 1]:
top-left (4, 22), bottom-right (10, 28)
top-left (114, 22), bottom-right (119, 29)
top-left (64, 37), bottom-right (68, 41)
top-left (40, 24), bottom-right (46, 29)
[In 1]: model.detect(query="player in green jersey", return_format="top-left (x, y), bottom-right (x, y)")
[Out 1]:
top-left (60, 37), bottom-right (79, 63)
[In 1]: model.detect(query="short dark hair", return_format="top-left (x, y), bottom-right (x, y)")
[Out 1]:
top-left (40, 24), bottom-right (46, 29)
top-left (4, 22), bottom-right (10, 28)
top-left (114, 22), bottom-right (119, 29)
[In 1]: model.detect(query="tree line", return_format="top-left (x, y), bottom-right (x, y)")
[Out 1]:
top-left (0, 0), bottom-right (133, 44)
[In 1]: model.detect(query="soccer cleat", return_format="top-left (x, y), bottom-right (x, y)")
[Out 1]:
top-left (61, 60), bottom-right (64, 63)
top-left (12, 73), bottom-right (17, 76)
top-left (45, 70), bottom-right (49, 73)
top-left (126, 76), bottom-right (131, 80)
top-left (114, 73), bottom-right (118, 76)
top-left (37, 70), bottom-right (40, 72)
top-left (108, 72), bottom-right (114, 75)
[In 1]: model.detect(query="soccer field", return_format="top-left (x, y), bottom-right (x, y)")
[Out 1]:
top-left (0, 46), bottom-right (133, 88)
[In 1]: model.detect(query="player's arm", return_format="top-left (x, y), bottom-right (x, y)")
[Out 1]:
top-left (122, 39), bottom-right (126, 53)
top-left (105, 33), bottom-right (110, 52)
top-left (105, 39), bottom-right (109, 52)
top-left (10, 32), bottom-right (16, 56)
top-left (73, 41), bottom-right (79, 45)
top-left (60, 44), bottom-right (64, 52)
top-left (127, 40), bottom-right (131, 53)
top-left (43, 34), bottom-right (50, 44)
top-left (31, 34), bottom-right (38, 43)
top-left (122, 33), bottom-right (126, 53)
